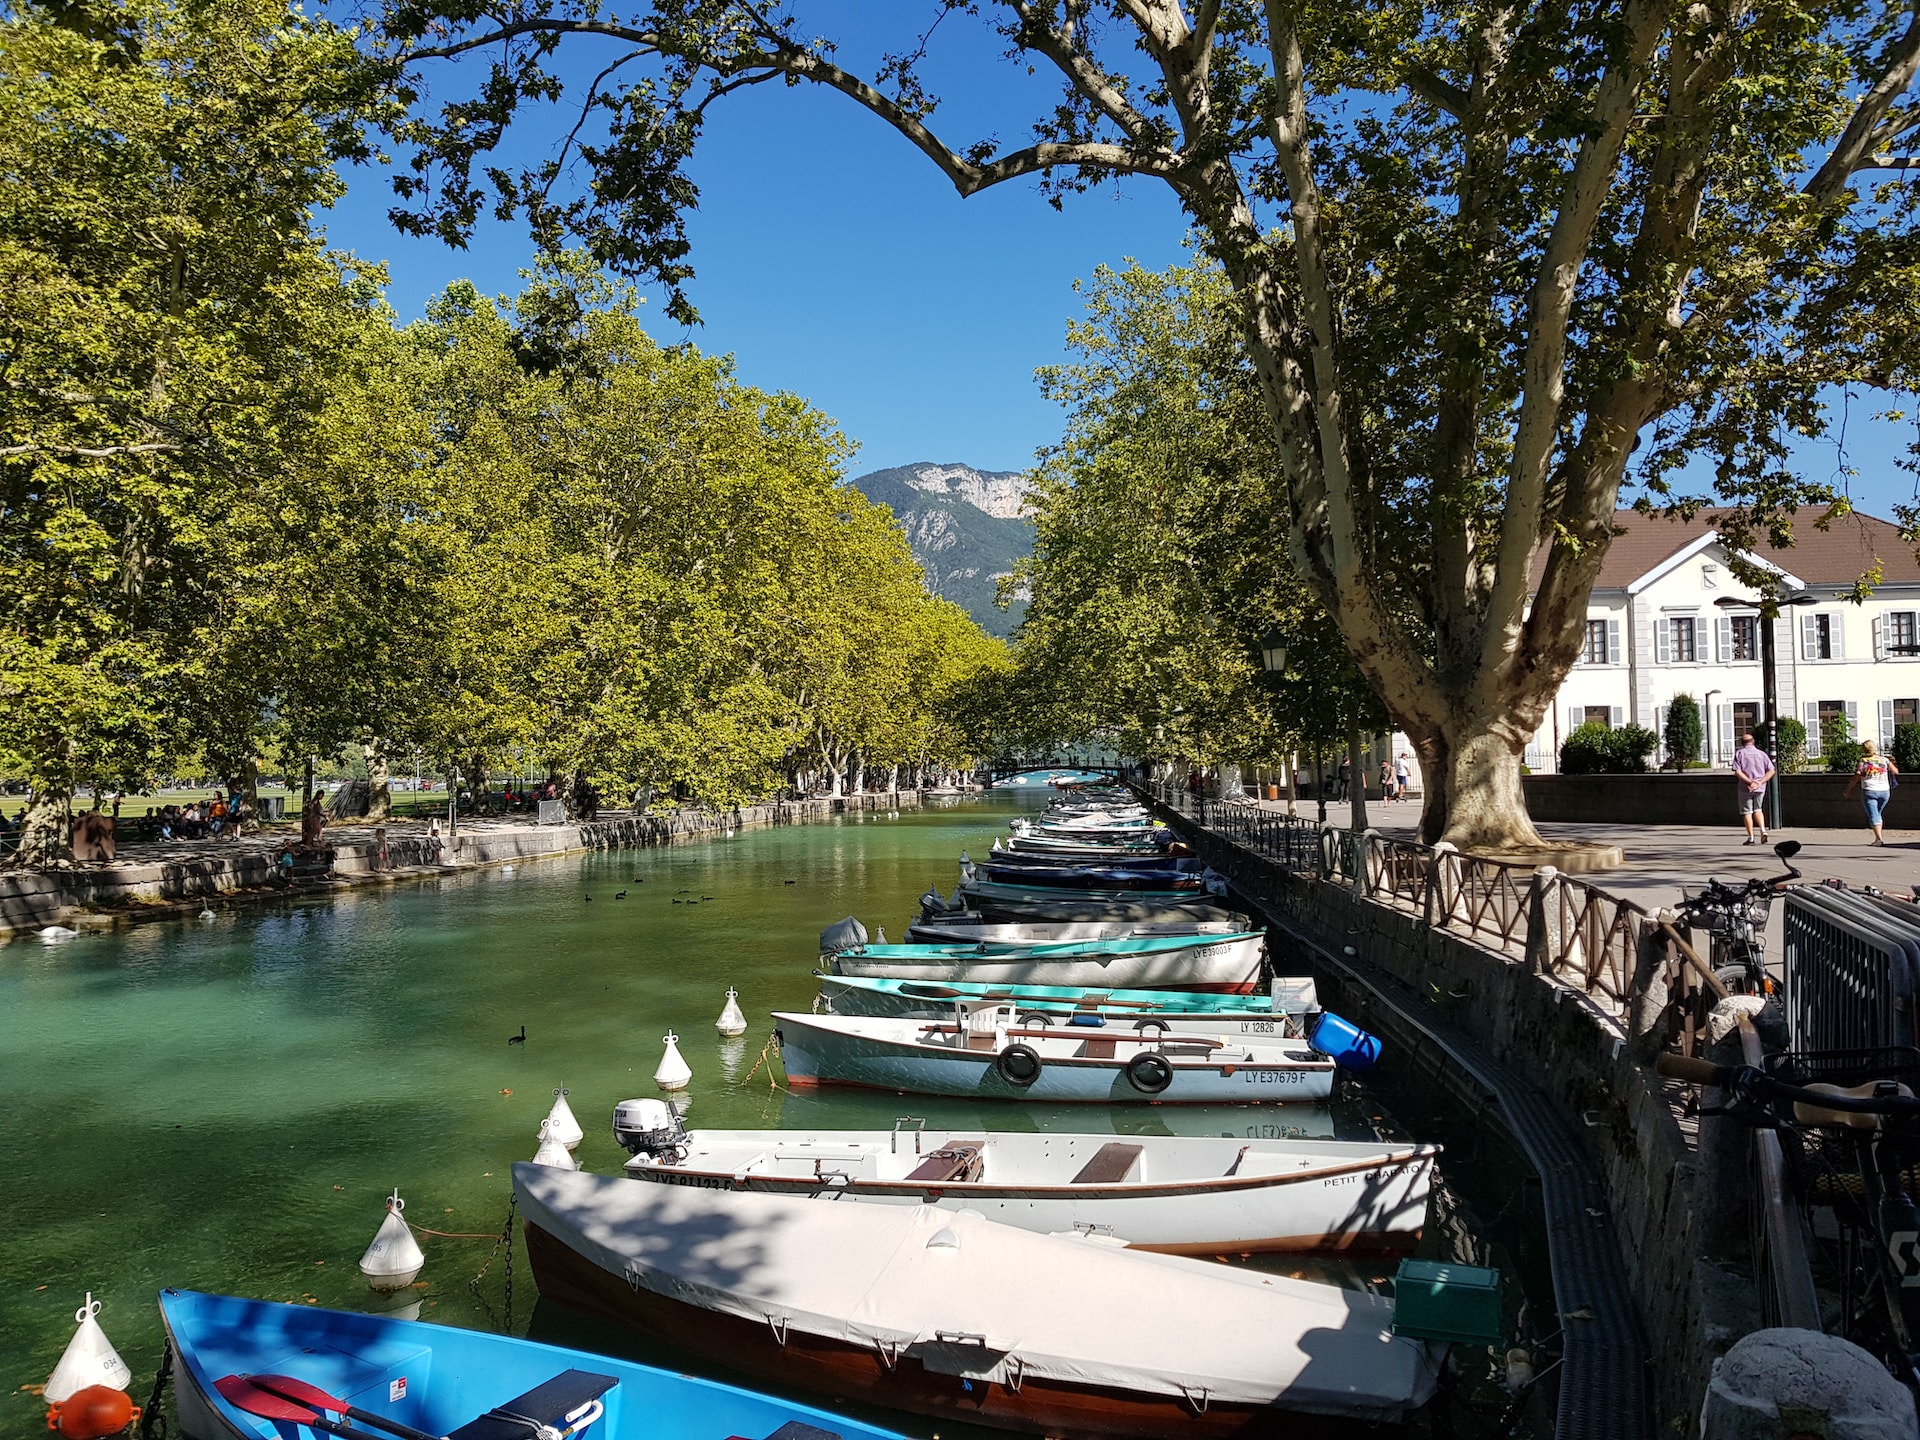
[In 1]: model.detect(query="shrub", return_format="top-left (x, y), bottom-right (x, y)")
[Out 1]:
top-left (1771, 717), bottom-right (1807, 774)
top-left (1560, 721), bottom-right (1660, 774)
top-left (1895, 723), bottom-right (1920, 776)
top-left (1823, 709), bottom-right (1865, 775)
top-left (1663, 695), bottom-right (1702, 771)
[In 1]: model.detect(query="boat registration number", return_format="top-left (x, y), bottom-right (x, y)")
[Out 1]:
top-left (1243, 1069), bottom-right (1312, 1086)
top-left (649, 1171), bottom-right (733, 1190)
top-left (1233, 1020), bottom-right (1278, 1035)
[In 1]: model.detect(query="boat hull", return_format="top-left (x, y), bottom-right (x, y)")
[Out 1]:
top-left (621, 1130), bottom-right (1435, 1254)
top-left (903, 918), bottom-right (1244, 944)
top-left (774, 1013), bottom-right (1334, 1103)
top-left (950, 881), bottom-right (1240, 926)
top-left (827, 934), bottom-right (1265, 991)
top-left (815, 975), bottom-right (1313, 1036)
top-left (157, 1287), bottom-right (907, 1440)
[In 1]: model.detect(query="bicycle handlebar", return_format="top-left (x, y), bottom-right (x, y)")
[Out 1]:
top-left (1655, 1052), bottom-right (1920, 1119)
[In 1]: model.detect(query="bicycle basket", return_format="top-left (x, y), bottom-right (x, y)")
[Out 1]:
top-left (1763, 1047), bottom-right (1920, 1088)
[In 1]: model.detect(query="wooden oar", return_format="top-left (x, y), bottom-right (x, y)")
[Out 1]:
top-left (248, 1375), bottom-right (444, 1440)
top-left (213, 1376), bottom-right (389, 1440)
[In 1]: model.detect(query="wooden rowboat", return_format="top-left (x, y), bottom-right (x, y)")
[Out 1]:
top-left (514, 1163), bottom-right (1445, 1438)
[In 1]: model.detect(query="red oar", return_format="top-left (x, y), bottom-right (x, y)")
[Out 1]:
top-left (247, 1376), bottom-right (444, 1440)
top-left (213, 1375), bottom-right (387, 1440)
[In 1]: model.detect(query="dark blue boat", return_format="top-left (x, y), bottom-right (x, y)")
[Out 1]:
top-left (158, 1288), bottom-right (906, 1440)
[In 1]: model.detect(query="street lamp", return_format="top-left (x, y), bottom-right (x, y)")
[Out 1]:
top-left (1715, 589), bottom-right (1816, 832)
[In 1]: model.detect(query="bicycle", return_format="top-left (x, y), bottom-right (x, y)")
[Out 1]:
top-left (1659, 1047), bottom-right (1920, 1394)
top-left (1667, 839), bottom-right (1802, 994)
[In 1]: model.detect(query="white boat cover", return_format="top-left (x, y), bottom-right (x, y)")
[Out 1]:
top-left (514, 1164), bottom-right (1440, 1422)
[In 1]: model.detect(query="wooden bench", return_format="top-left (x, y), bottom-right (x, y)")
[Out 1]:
top-left (1069, 1142), bottom-right (1143, 1185)
top-left (904, 1142), bottom-right (984, 1183)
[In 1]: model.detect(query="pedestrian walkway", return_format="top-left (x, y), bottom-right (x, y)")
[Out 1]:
top-left (1237, 797), bottom-right (1918, 909)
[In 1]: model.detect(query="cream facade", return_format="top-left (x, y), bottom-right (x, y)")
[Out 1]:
top-left (1528, 524), bottom-right (1920, 772)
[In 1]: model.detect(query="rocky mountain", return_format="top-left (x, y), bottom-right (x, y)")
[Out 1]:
top-left (851, 462), bottom-right (1036, 638)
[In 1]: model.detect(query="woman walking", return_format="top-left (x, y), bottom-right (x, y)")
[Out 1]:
top-left (1845, 738), bottom-right (1900, 846)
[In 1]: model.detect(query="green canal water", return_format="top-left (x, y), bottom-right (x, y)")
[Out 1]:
top-left (1, 794), bottom-right (1552, 1438)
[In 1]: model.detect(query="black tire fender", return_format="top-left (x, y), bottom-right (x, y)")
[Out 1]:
top-left (994, 1043), bottom-right (1044, 1088)
top-left (1133, 1018), bottom-right (1170, 1040)
top-left (1125, 1050), bottom-right (1175, 1095)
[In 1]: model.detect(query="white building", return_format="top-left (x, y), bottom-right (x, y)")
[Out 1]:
top-left (1528, 508), bottom-right (1920, 771)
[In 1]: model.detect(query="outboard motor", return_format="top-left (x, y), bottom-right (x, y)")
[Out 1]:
top-left (819, 916), bottom-right (869, 955)
top-left (613, 1098), bottom-right (687, 1160)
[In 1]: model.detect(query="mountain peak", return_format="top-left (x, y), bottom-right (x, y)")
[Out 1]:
top-left (851, 462), bottom-right (1036, 637)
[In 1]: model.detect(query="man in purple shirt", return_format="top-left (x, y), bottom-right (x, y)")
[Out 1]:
top-left (1731, 732), bottom-right (1776, 844)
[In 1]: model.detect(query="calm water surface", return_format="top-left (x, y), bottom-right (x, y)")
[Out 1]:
top-left (1, 794), bottom-right (1551, 1437)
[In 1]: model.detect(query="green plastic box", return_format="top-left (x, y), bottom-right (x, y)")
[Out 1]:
top-left (1390, 1258), bottom-right (1503, 1346)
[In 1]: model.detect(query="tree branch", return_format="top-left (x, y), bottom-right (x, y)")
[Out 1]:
top-left (0, 441), bottom-right (181, 459)
top-left (1010, 0), bottom-right (1159, 144)
top-left (1805, 5), bottom-right (1920, 202)
top-left (1476, 0), bottom-right (1664, 679)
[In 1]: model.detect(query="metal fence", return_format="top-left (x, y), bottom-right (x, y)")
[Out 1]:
top-left (1780, 888), bottom-right (1920, 1054)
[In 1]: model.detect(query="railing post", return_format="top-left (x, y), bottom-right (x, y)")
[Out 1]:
top-left (1427, 841), bottom-right (1461, 926)
top-left (1356, 828), bottom-right (1379, 898)
top-left (1525, 865), bottom-right (1561, 976)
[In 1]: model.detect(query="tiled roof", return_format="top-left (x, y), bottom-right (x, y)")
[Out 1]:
top-left (1529, 508), bottom-right (1920, 590)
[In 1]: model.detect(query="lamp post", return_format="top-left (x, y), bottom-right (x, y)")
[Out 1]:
top-left (1715, 590), bottom-right (1816, 832)
top-left (1701, 688), bottom-right (1722, 767)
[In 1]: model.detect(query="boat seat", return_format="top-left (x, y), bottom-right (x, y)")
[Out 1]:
top-left (1069, 1143), bottom-right (1143, 1185)
top-left (727, 1423), bottom-right (851, 1440)
top-left (448, 1369), bottom-right (618, 1440)
top-left (904, 1142), bottom-right (983, 1183)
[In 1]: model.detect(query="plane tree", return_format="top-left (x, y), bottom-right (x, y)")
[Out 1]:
top-left (376, 0), bottom-right (1920, 847)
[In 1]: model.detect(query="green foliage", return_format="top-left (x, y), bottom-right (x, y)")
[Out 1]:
top-left (1663, 696), bottom-right (1704, 773)
top-left (1822, 710), bottom-right (1866, 776)
top-left (1773, 718), bottom-right (1809, 775)
top-left (1560, 722), bottom-right (1660, 776)
top-left (991, 261), bottom-right (1385, 763)
top-left (1892, 723), bottom-right (1920, 775)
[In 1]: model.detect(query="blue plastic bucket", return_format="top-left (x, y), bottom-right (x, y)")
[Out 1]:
top-left (1310, 1011), bottom-right (1382, 1071)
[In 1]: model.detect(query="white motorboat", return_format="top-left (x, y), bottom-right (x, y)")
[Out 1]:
top-left (824, 930), bottom-right (1266, 991)
top-left (611, 1105), bottom-right (1436, 1254)
top-left (903, 916), bottom-right (1250, 944)
top-left (774, 1001), bottom-right (1336, 1102)
top-left (514, 1163), bottom-right (1445, 1436)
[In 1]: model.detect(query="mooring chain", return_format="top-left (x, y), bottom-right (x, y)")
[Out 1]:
top-left (468, 1195), bottom-right (518, 1308)
top-left (137, 1335), bottom-right (172, 1440)
top-left (741, 1033), bottom-right (787, 1092)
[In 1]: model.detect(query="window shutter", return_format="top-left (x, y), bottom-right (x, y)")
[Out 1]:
top-left (1611, 706), bottom-right (1624, 729)
top-left (1654, 618), bottom-right (1671, 665)
top-left (1698, 705), bottom-right (1712, 762)
top-left (1832, 617), bottom-right (1847, 660)
top-left (1717, 616), bottom-right (1732, 663)
top-left (1569, 706), bottom-right (1582, 739)
top-left (1654, 705), bottom-right (1667, 761)
top-left (1606, 619), bottom-right (1621, 666)
top-left (1720, 706), bottom-right (1736, 759)
top-left (1875, 615), bottom-right (1886, 660)
top-left (1805, 700), bottom-right (1821, 758)
top-left (1803, 613), bottom-right (1819, 660)
top-left (1882, 699), bottom-right (1897, 750)
top-left (1847, 700), bottom-right (1860, 741)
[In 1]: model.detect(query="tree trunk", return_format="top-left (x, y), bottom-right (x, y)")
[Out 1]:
top-left (848, 750), bottom-right (865, 796)
top-left (14, 781), bottom-right (74, 867)
top-left (1411, 718), bottom-right (1543, 851)
top-left (366, 745), bottom-right (392, 823)
top-left (231, 757), bottom-right (261, 833)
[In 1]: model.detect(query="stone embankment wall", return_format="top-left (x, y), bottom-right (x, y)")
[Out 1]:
top-left (1163, 811), bottom-right (1736, 1436)
top-left (0, 790), bottom-right (930, 934)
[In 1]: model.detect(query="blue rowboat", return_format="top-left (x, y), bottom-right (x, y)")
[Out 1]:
top-left (815, 974), bottom-right (1319, 1035)
top-left (773, 1005), bottom-right (1335, 1103)
top-left (825, 931), bottom-right (1266, 991)
top-left (158, 1288), bottom-right (906, 1440)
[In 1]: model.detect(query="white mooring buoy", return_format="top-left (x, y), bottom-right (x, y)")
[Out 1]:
top-left (543, 1088), bottom-right (584, 1150)
top-left (716, 987), bottom-right (747, 1037)
top-left (44, 1294), bottom-right (132, 1404)
top-left (532, 1118), bottom-right (579, 1170)
top-left (654, 1031), bottom-right (692, 1091)
top-left (358, 1189), bottom-right (425, 1292)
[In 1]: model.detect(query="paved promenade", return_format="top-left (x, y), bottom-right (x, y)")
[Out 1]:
top-left (1241, 796), bottom-right (1919, 909)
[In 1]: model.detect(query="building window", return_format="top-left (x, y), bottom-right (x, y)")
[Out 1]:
top-left (1891, 614), bottom-right (1917, 653)
top-left (1671, 616), bottom-right (1697, 663)
top-left (1897, 698), bottom-right (1919, 728)
top-left (1730, 615), bottom-right (1758, 662)
top-left (1583, 619), bottom-right (1607, 665)
top-left (1733, 702), bottom-right (1761, 739)
top-left (1579, 706), bottom-right (1614, 729)
top-left (1803, 612), bottom-right (1841, 661)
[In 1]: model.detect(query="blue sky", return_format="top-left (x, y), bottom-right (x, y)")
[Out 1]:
top-left (322, 8), bottom-right (1918, 515)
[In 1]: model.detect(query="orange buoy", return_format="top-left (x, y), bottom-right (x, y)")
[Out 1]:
top-left (45, 1385), bottom-right (137, 1439)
